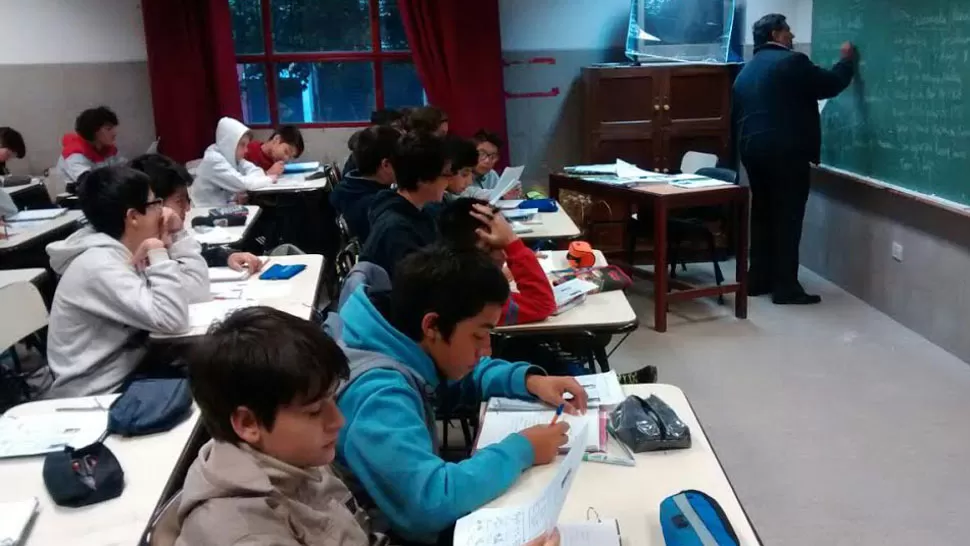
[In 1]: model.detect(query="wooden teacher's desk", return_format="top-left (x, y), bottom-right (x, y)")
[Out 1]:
top-left (548, 173), bottom-right (749, 332)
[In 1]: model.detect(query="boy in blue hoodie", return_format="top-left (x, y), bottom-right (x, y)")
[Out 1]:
top-left (330, 245), bottom-right (587, 544)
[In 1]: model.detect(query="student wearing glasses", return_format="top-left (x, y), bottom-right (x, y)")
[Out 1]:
top-left (462, 129), bottom-right (504, 199)
top-left (44, 166), bottom-right (205, 398)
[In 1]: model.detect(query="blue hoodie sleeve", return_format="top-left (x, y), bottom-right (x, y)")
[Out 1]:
top-left (462, 357), bottom-right (545, 401)
top-left (339, 370), bottom-right (534, 540)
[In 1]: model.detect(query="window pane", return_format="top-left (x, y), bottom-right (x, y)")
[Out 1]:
top-left (276, 62), bottom-right (374, 123)
top-left (238, 64), bottom-right (270, 125)
top-left (379, 0), bottom-right (409, 51)
top-left (229, 0), bottom-right (263, 54)
top-left (383, 61), bottom-right (426, 110)
top-left (272, 0), bottom-right (371, 53)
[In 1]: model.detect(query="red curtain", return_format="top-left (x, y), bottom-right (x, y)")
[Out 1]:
top-left (142, 0), bottom-right (242, 163)
top-left (398, 0), bottom-right (509, 164)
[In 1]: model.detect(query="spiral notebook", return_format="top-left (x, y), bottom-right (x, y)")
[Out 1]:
top-left (475, 408), bottom-right (606, 453)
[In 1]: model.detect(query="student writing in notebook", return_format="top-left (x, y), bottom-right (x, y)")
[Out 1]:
top-left (327, 245), bottom-right (586, 544)
top-left (192, 117), bottom-right (277, 207)
top-left (438, 198), bottom-right (556, 326)
top-left (243, 125), bottom-right (305, 175)
top-left (358, 132), bottom-right (449, 279)
top-left (129, 153), bottom-right (264, 273)
top-left (56, 106), bottom-right (127, 188)
top-left (45, 166), bottom-right (201, 397)
top-left (330, 125), bottom-right (399, 241)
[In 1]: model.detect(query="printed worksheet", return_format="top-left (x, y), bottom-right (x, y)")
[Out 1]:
top-left (476, 411), bottom-right (601, 452)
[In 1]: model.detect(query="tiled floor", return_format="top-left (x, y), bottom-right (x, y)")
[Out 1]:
top-left (608, 263), bottom-right (970, 546)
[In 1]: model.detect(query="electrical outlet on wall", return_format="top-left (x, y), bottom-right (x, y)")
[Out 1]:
top-left (892, 242), bottom-right (904, 262)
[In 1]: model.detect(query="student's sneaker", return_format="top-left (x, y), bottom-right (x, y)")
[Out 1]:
top-left (618, 365), bottom-right (658, 385)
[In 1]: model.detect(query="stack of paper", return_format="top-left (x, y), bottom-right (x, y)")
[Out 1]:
top-left (495, 199), bottom-right (525, 210)
top-left (0, 396), bottom-right (119, 458)
top-left (564, 164), bottom-right (617, 175)
top-left (502, 208), bottom-right (538, 221)
top-left (552, 279), bottom-right (598, 315)
top-left (456, 425), bottom-right (589, 546)
top-left (488, 166), bottom-right (526, 204)
top-left (5, 208), bottom-right (67, 222)
top-left (487, 371), bottom-right (626, 411)
top-left (208, 267), bottom-right (251, 283)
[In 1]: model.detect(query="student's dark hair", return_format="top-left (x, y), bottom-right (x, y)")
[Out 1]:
top-left (472, 129), bottom-right (504, 149)
top-left (442, 135), bottom-right (478, 173)
top-left (78, 166), bottom-right (153, 239)
top-left (371, 108), bottom-right (404, 126)
top-left (187, 306), bottom-right (350, 444)
top-left (75, 106), bottom-right (119, 142)
top-left (129, 153), bottom-right (192, 200)
top-left (271, 125), bottom-right (305, 156)
top-left (407, 106), bottom-right (448, 134)
top-left (0, 127), bottom-right (26, 158)
top-left (752, 13), bottom-right (788, 47)
top-left (437, 197), bottom-right (494, 250)
top-left (391, 131), bottom-right (447, 191)
top-left (390, 244), bottom-right (510, 342)
top-left (354, 125), bottom-right (402, 175)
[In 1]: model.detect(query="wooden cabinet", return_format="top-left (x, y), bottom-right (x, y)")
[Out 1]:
top-left (582, 64), bottom-right (731, 173)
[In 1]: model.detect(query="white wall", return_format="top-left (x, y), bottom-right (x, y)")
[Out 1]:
top-left (743, 0), bottom-right (813, 45)
top-left (499, 0), bottom-right (630, 51)
top-left (0, 0), bottom-right (147, 64)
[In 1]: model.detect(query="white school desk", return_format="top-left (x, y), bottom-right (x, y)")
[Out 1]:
top-left (495, 250), bottom-right (637, 335)
top-left (249, 171), bottom-right (329, 194)
top-left (517, 205), bottom-right (580, 241)
top-left (0, 210), bottom-right (84, 253)
top-left (0, 396), bottom-right (201, 546)
top-left (480, 383), bottom-right (763, 546)
top-left (186, 205), bottom-right (261, 246)
top-left (151, 254), bottom-right (323, 340)
top-left (1, 178), bottom-right (44, 196)
top-left (0, 267), bottom-right (46, 288)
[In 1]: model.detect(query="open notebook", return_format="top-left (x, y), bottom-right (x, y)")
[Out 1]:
top-left (475, 408), bottom-right (606, 453)
top-left (0, 498), bottom-right (39, 546)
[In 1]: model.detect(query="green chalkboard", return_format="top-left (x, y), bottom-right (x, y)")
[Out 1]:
top-left (812, 1), bottom-right (970, 205)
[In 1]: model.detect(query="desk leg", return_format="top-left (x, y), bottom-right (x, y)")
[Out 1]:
top-left (653, 199), bottom-right (668, 332)
top-left (735, 193), bottom-right (749, 319)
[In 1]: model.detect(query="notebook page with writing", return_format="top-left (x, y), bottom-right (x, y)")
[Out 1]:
top-left (559, 519), bottom-right (621, 546)
top-left (476, 410), bottom-right (601, 452)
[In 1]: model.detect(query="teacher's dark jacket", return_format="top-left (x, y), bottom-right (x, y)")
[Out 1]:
top-left (733, 43), bottom-right (855, 163)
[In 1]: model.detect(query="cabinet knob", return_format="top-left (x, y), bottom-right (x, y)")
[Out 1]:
top-left (654, 168), bottom-right (660, 172)
top-left (663, 104), bottom-right (670, 111)
top-left (654, 103), bottom-right (660, 111)
top-left (663, 168), bottom-right (669, 173)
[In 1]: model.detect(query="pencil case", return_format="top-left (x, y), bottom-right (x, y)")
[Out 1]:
top-left (608, 394), bottom-right (691, 452)
top-left (519, 198), bottom-right (558, 212)
top-left (43, 442), bottom-right (125, 507)
top-left (661, 490), bottom-right (739, 545)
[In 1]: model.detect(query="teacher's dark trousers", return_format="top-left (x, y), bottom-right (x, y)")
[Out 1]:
top-left (742, 153), bottom-right (811, 297)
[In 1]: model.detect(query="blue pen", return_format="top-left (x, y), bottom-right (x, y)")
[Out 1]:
top-left (549, 403), bottom-right (565, 426)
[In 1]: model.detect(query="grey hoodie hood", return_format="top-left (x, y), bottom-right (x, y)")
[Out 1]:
top-left (47, 226), bottom-right (129, 275)
top-left (214, 116), bottom-right (251, 166)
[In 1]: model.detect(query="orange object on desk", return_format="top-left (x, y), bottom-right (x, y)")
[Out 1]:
top-left (566, 241), bottom-right (595, 268)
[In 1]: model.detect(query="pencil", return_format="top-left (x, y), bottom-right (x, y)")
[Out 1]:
top-left (550, 403), bottom-right (565, 426)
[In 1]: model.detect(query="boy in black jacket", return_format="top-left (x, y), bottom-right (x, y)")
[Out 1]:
top-left (330, 125), bottom-right (399, 241)
top-left (359, 132), bottom-right (448, 279)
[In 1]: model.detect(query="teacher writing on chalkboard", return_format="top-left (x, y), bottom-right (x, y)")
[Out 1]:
top-left (733, 13), bottom-right (856, 305)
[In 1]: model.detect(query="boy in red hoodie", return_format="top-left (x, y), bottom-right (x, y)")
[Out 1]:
top-left (438, 197), bottom-right (556, 325)
top-left (57, 106), bottom-right (126, 187)
top-left (243, 125), bottom-right (305, 176)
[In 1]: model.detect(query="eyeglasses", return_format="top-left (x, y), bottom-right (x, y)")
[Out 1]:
top-left (478, 150), bottom-right (500, 160)
top-left (143, 198), bottom-right (164, 210)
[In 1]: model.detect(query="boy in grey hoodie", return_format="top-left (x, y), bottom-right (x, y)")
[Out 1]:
top-left (177, 306), bottom-right (391, 546)
top-left (192, 117), bottom-right (277, 207)
top-left (45, 166), bottom-right (208, 398)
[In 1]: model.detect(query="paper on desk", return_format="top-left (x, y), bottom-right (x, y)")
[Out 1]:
top-left (564, 164), bottom-right (617, 175)
top-left (496, 199), bottom-right (525, 210)
top-left (487, 371), bottom-right (625, 411)
top-left (208, 267), bottom-right (251, 283)
top-left (670, 177), bottom-right (732, 189)
top-left (245, 282), bottom-right (292, 300)
top-left (455, 424), bottom-right (588, 546)
top-left (5, 208), bottom-right (67, 222)
top-left (193, 226), bottom-right (236, 245)
top-left (615, 159), bottom-right (654, 179)
top-left (477, 410), bottom-right (600, 453)
top-left (0, 498), bottom-right (39, 545)
top-left (552, 278), bottom-right (598, 315)
top-left (559, 520), bottom-right (621, 546)
top-left (511, 221), bottom-right (533, 234)
top-left (488, 166), bottom-right (526, 204)
top-left (188, 299), bottom-right (257, 328)
top-left (0, 397), bottom-right (116, 458)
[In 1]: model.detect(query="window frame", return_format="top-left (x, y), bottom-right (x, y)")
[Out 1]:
top-left (235, 0), bottom-right (414, 128)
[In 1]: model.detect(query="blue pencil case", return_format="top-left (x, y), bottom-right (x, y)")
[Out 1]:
top-left (518, 198), bottom-right (558, 212)
top-left (661, 490), bottom-right (739, 546)
top-left (259, 264), bottom-right (306, 280)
